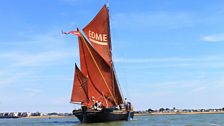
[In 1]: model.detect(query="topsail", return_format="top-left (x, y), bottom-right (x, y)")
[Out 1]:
top-left (83, 5), bottom-right (112, 67)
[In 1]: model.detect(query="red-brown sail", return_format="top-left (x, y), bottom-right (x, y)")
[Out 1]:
top-left (71, 64), bottom-right (88, 103)
top-left (78, 35), bottom-right (106, 108)
top-left (83, 4), bottom-right (112, 66)
top-left (78, 29), bottom-right (119, 107)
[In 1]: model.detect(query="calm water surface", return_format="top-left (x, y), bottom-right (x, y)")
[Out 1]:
top-left (1, 114), bottom-right (224, 126)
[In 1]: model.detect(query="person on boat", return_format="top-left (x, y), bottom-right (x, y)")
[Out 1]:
top-left (98, 101), bottom-right (102, 107)
top-left (124, 98), bottom-right (128, 109)
top-left (96, 101), bottom-right (102, 111)
top-left (91, 96), bottom-right (95, 103)
top-left (124, 98), bottom-right (131, 111)
top-left (127, 102), bottom-right (131, 111)
top-left (91, 96), bottom-right (96, 109)
top-left (124, 98), bottom-right (128, 105)
top-left (93, 101), bottom-right (97, 110)
top-left (93, 100), bottom-right (102, 111)
top-left (115, 105), bottom-right (120, 110)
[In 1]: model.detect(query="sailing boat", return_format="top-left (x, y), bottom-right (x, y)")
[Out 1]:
top-left (67, 4), bottom-right (134, 123)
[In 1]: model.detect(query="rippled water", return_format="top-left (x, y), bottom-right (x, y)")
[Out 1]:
top-left (1, 114), bottom-right (224, 126)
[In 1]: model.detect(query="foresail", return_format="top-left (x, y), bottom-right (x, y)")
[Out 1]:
top-left (71, 64), bottom-right (88, 103)
top-left (83, 4), bottom-right (112, 67)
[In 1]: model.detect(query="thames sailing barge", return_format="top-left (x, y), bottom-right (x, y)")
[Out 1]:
top-left (67, 4), bottom-right (134, 123)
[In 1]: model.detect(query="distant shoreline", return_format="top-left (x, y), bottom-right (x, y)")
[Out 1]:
top-left (22, 115), bottom-right (74, 119)
top-left (135, 111), bottom-right (224, 116)
top-left (22, 112), bottom-right (224, 118)
top-left (2, 111), bottom-right (224, 119)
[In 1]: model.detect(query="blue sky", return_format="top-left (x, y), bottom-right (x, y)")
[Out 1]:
top-left (1, 0), bottom-right (224, 112)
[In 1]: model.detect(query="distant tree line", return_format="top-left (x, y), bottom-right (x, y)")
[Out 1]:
top-left (146, 107), bottom-right (224, 113)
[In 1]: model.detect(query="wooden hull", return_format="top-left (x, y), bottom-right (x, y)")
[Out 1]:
top-left (73, 108), bottom-right (134, 123)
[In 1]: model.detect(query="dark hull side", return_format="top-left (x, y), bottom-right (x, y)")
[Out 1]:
top-left (73, 109), bottom-right (134, 123)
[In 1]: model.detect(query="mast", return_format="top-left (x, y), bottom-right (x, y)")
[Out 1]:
top-left (107, 4), bottom-right (124, 103)
top-left (106, 4), bottom-right (115, 101)
top-left (108, 5), bottom-right (121, 102)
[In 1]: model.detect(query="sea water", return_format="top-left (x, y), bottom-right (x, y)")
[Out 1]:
top-left (0, 114), bottom-right (224, 126)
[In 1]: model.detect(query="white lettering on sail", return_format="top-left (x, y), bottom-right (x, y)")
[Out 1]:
top-left (89, 30), bottom-right (108, 45)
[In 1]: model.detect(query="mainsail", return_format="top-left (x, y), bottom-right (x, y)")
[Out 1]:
top-left (78, 29), bottom-right (118, 107)
top-left (70, 4), bottom-right (123, 109)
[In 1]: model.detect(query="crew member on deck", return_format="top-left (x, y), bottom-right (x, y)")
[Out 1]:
top-left (124, 98), bottom-right (128, 105)
top-left (96, 101), bottom-right (102, 111)
top-left (94, 101), bottom-right (98, 110)
top-left (124, 98), bottom-right (131, 111)
top-left (90, 96), bottom-right (97, 109)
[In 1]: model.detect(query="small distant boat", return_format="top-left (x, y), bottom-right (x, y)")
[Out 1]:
top-left (66, 4), bottom-right (134, 123)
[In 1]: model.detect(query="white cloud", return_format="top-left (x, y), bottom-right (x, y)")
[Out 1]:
top-left (114, 55), bottom-right (224, 69)
top-left (131, 78), bottom-right (224, 110)
top-left (191, 86), bottom-right (206, 93)
top-left (201, 33), bottom-right (224, 42)
top-left (24, 88), bottom-right (41, 97)
top-left (0, 41), bottom-right (43, 45)
top-left (112, 12), bottom-right (194, 29)
top-left (0, 29), bottom-right (79, 67)
top-left (0, 71), bottom-right (33, 87)
top-left (0, 29), bottom-right (78, 89)
top-left (0, 50), bottom-right (75, 67)
top-left (114, 57), bottom-right (192, 63)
